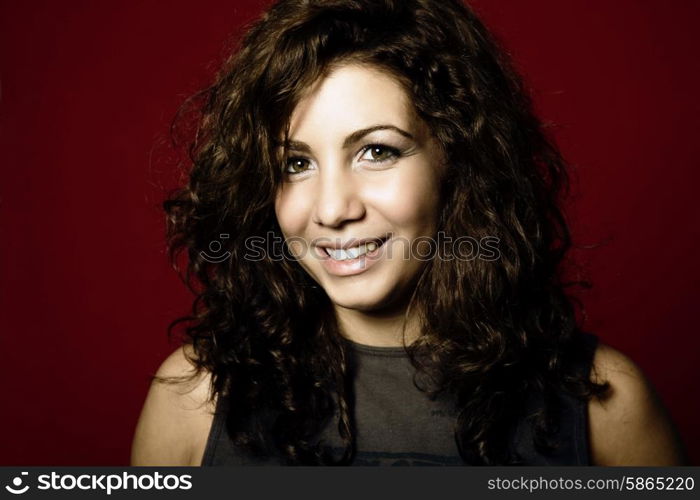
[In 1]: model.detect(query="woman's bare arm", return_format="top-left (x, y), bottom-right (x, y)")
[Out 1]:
top-left (588, 343), bottom-right (687, 465)
top-left (131, 345), bottom-right (215, 466)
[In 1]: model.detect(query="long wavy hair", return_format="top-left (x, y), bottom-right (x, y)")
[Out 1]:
top-left (162, 0), bottom-right (609, 465)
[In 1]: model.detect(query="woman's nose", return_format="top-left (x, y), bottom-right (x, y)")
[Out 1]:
top-left (312, 164), bottom-right (365, 228)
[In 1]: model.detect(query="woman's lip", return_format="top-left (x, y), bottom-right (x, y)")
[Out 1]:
top-left (315, 237), bottom-right (389, 277)
top-left (316, 235), bottom-right (389, 251)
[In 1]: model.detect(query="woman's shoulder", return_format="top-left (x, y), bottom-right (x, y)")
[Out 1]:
top-left (587, 342), bottom-right (687, 465)
top-left (131, 345), bottom-right (217, 466)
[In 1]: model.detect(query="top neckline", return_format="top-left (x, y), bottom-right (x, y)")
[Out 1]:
top-left (340, 336), bottom-right (410, 357)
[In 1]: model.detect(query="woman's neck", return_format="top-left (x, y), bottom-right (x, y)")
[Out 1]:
top-left (333, 301), bottom-right (420, 347)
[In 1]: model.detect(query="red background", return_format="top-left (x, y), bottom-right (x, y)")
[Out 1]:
top-left (1, 0), bottom-right (698, 465)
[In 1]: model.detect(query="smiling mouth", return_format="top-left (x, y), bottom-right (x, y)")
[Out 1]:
top-left (319, 236), bottom-right (389, 261)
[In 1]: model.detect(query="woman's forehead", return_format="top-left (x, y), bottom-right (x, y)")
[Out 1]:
top-left (286, 63), bottom-right (423, 142)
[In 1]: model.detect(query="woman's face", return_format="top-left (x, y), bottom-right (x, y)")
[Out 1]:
top-left (274, 63), bottom-right (444, 312)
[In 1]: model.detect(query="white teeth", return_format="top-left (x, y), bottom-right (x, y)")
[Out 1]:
top-left (325, 241), bottom-right (380, 261)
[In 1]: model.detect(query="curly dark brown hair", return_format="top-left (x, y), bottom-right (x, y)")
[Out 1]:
top-left (161, 0), bottom-right (609, 465)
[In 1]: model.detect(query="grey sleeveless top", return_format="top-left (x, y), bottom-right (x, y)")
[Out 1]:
top-left (201, 333), bottom-right (598, 466)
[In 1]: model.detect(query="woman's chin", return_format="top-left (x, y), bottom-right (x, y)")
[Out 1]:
top-left (328, 298), bottom-right (385, 312)
top-left (325, 291), bottom-right (392, 313)
top-left (324, 285), bottom-right (410, 314)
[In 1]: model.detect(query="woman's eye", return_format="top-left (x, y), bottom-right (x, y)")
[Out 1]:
top-left (284, 158), bottom-right (310, 175)
top-left (284, 146), bottom-right (399, 177)
top-left (359, 144), bottom-right (400, 163)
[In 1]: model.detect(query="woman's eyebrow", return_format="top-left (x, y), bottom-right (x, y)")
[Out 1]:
top-left (280, 124), bottom-right (415, 152)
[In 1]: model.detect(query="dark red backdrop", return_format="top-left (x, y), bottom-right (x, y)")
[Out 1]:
top-left (1, 0), bottom-right (698, 465)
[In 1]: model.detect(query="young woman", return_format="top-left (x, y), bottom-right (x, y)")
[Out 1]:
top-left (131, 0), bottom-right (687, 466)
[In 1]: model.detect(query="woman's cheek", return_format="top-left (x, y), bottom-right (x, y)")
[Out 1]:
top-left (383, 168), bottom-right (441, 229)
top-left (275, 188), bottom-right (312, 254)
